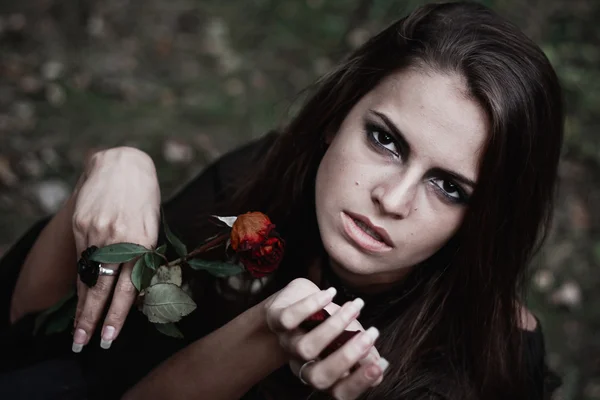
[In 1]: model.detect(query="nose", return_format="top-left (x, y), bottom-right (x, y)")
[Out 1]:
top-left (371, 173), bottom-right (418, 219)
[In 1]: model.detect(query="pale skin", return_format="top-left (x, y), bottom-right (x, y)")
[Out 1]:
top-left (9, 68), bottom-right (536, 400)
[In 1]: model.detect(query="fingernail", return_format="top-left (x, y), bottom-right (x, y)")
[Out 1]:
top-left (100, 325), bottom-right (116, 350)
top-left (319, 287), bottom-right (337, 302)
top-left (351, 297), bottom-right (365, 311)
top-left (72, 328), bottom-right (87, 353)
top-left (365, 326), bottom-right (380, 341)
top-left (378, 358), bottom-right (390, 373)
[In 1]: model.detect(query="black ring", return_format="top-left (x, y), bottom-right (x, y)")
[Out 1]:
top-left (77, 245), bottom-right (100, 288)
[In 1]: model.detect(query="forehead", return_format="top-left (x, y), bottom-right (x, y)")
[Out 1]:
top-left (363, 68), bottom-right (488, 181)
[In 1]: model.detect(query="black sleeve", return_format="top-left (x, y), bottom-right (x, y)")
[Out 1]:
top-left (0, 216), bottom-right (52, 331)
top-left (523, 324), bottom-right (562, 400)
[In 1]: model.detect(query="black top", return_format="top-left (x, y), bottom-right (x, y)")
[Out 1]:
top-left (0, 133), bottom-right (561, 399)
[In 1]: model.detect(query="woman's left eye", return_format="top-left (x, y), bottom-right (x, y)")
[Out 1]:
top-left (367, 125), bottom-right (399, 156)
top-left (430, 178), bottom-right (465, 202)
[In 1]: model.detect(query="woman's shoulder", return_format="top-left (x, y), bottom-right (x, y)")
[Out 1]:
top-left (518, 307), bottom-right (563, 400)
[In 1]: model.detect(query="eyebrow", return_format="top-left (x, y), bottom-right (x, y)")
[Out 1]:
top-left (369, 109), bottom-right (477, 189)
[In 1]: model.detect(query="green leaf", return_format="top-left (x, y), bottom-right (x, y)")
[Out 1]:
top-left (156, 244), bottom-right (167, 255)
top-left (162, 212), bottom-right (187, 257)
top-left (144, 252), bottom-right (162, 270)
top-left (33, 288), bottom-right (77, 335)
top-left (150, 265), bottom-right (182, 287)
top-left (154, 322), bottom-right (184, 339)
top-left (90, 243), bottom-right (150, 263)
top-left (187, 259), bottom-right (244, 277)
top-left (131, 257), bottom-right (154, 292)
top-left (142, 283), bottom-right (196, 323)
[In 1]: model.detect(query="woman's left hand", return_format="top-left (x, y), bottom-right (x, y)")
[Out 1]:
top-left (264, 278), bottom-right (389, 399)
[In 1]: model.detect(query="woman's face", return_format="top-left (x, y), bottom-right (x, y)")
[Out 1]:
top-left (315, 68), bottom-right (488, 292)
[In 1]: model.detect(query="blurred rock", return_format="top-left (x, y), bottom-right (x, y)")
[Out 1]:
top-left (347, 28), bottom-right (370, 49)
top-left (195, 133), bottom-right (221, 161)
top-left (87, 16), bottom-right (106, 38)
top-left (225, 78), bottom-right (245, 97)
top-left (46, 83), bottom-right (67, 106)
top-left (7, 14), bottom-right (26, 32)
top-left (163, 139), bottom-right (194, 163)
top-left (568, 195), bottom-right (590, 233)
top-left (41, 60), bottom-right (64, 81)
top-left (32, 180), bottom-right (70, 213)
top-left (0, 156), bottom-right (18, 187)
top-left (551, 281), bottom-right (582, 308)
top-left (313, 57), bottom-right (333, 76)
top-left (584, 382), bottom-right (600, 398)
top-left (533, 269), bottom-right (555, 292)
top-left (19, 154), bottom-right (44, 178)
top-left (20, 75), bottom-right (43, 94)
top-left (11, 101), bottom-right (36, 129)
top-left (40, 148), bottom-right (60, 169)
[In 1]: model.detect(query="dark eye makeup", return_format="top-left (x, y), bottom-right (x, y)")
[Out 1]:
top-left (363, 119), bottom-right (471, 205)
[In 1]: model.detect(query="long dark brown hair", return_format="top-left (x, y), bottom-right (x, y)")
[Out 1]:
top-left (205, 2), bottom-right (563, 399)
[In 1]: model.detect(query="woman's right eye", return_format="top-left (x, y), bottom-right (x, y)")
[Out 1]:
top-left (367, 124), bottom-right (400, 157)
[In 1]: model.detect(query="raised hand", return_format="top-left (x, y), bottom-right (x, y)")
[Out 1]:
top-left (264, 278), bottom-right (389, 399)
top-left (71, 147), bottom-right (161, 352)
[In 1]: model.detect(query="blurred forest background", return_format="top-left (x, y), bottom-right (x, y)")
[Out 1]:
top-left (0, 0), bottom-right (597, 398)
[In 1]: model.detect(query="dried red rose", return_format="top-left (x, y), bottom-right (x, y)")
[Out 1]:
top-left (230, 212), bottom-right (284, 278)
top-left (300, 309), bottom-right (360, 358)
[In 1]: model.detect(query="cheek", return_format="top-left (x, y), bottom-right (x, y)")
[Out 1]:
top-left (400, 203), bottom-right (465, 257)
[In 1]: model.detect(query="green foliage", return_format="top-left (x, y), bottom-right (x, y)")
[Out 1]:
top-left (90, 243), bottom-right (150, 264)
top-left (187, 259), bottom-right (245, 277)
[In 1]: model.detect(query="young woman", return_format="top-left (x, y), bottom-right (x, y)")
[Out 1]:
top-left (1, 2), bottom-right (562, 399)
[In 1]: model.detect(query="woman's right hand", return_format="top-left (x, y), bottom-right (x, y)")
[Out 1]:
top-left (71, 146), bottom-right (161, 352)
top-left (264, 278), bottom-right (389, 400)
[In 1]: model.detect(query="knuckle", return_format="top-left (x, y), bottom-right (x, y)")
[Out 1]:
top-left (288, 278), bottom-right (313, 291)
top-left (79, 311), bottom-right (97, 327)
top-left (330, 317), bottom-right (349, 332)
top-left (295, 338), bottom-right (318, 361)
top-left (330, 387), bottom-right (350, 400)
top-left (116, 280), bottom-right (137, 296)
top-left (308, 369), bottom-right (332, 391)
top-left (278, 310), bottom-right (295, 331)
top-left (90, 215), bottom-right (110, 233)
top-left (91, 279), bottom-right (112, 293)
top-left (106, 309), bottom-right (127, 324)
top-left (108, 221), bottom-right (127, 239)
top-left (353, 335), bottom-right (372, 353)
top-left (340, 349), bottom-right (357, 367)
top-left (72, 213), bottom-right (89, 232)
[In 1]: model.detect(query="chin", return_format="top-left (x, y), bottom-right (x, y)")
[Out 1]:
top-left (325, 240), bottom-right (379, 276)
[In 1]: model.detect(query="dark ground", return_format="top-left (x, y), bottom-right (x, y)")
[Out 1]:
top-left (0, 1), bottom-right (598, 398)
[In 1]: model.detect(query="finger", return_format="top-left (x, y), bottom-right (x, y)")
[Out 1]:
top-left (74, 279), bottom-right (87, 327)
top-left (294, 298), bottom-right (365, 361)
top-left (302, 326), bottom-right (379, 390)
top-left (269, 287), bottom-right (337, 332)
top-left (72, 267), bottom-right (119, 353)
top-left (99, 260), bottom-right (137, 349)
top-left (329, 358), bottom-right (390, 400)
top-left (73, 230), bottom-right (88, 328)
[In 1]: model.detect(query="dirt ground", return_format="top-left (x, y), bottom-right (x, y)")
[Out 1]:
top-left (0, 1), bottom-right (599, 398)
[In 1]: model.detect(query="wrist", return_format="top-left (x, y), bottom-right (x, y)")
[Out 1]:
top-left (254, 297), bottom-right (290, 368)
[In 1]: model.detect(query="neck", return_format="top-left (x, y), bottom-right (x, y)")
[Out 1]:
top-left (307, 254), bottom-right (413, 296)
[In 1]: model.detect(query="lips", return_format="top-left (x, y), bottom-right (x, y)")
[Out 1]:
top-left (341, 211), bottom-right (393, 253)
